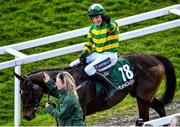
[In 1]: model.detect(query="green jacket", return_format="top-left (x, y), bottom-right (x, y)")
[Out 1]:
top-left (46, 80), bottom-right (85, 126)
top-left (82, 20), bottom-right (119, 56)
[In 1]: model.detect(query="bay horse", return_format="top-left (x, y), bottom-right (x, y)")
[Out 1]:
top-left (14, 53), bottom-right (176, 123)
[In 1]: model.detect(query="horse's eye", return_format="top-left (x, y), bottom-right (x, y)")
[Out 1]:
top-left (20, 90), bottom-right (23, 94)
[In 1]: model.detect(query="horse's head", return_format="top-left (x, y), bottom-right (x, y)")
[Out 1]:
top-left (14, 72), bottom-right (43, 121)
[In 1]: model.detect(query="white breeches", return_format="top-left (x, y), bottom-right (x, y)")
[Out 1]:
top-left (69, 52), bottom-right (118, 76)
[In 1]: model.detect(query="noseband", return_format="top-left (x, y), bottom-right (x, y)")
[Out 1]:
top-left (20, 80), bottom-right (40, 112)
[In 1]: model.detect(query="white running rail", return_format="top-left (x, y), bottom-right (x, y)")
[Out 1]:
top-left (129, 113), bottom-right (180, 126)
top-left (0, 4), bottom-right (180, 126)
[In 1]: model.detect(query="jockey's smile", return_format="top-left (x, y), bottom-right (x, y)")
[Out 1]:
top-left (91, 15), bottom-right (102, 26)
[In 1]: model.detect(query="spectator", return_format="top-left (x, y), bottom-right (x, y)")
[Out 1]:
top-left (43, 71), bottom-right (85, 126)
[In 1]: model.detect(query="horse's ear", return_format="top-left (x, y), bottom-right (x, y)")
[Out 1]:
top-left (23, 75), bottom-right (27, 79)
top-left (14, 72), bottom-right (25, 81)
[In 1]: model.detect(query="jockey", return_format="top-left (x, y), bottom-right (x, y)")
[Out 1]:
top-left (70, 3), bottom-right (119, 98)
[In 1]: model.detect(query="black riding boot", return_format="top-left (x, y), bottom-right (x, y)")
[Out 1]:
top-left (91, 72), bottom-right (119, 99)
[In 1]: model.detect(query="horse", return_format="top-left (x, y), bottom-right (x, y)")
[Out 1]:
top-left (14, 53), bottom-right (176, 122)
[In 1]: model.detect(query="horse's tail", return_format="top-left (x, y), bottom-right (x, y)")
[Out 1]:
top-left (152, 55), bottom-right (176, 105)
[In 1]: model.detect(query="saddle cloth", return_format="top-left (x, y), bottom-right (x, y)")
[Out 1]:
top-left (95, 57), bottom-right (135, 95)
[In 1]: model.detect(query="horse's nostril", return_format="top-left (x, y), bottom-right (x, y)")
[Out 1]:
top-left (23, 115), bottom-right (30, 121)
top-left (23, 115), bottom-right (33, 121)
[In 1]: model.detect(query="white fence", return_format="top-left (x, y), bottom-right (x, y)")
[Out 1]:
top-left (144, 113), bottom-right (180, 126)
top-left (130, 113), bottom-right (180, 126)
top-left (0, 4), bottom-right (180, 126)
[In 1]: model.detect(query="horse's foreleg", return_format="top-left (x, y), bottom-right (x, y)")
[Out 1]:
top-left (137, 97), bottom-right (151, 122)
top-left (150, 97), bottom-right (166, 117)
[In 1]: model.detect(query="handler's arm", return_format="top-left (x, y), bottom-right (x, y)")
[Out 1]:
top-left (46, 97), bottom-right (75, 120)
top-left (46, 80), bottom-right (59, 98)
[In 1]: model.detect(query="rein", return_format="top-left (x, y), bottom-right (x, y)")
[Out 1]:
top-left (76, 80), bottom-right (88, 90)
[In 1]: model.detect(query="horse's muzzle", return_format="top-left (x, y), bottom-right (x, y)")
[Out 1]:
top-left (23, 108), bottom-right (37, 121)
top-left (23, 113), bottom-right (36, 121)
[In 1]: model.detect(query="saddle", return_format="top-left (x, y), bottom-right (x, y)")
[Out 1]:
top-left (95, 57), bottom-right (135, 96)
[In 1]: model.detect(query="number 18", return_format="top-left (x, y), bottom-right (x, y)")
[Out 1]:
top-left (119, 64), bottom-right (134, 82)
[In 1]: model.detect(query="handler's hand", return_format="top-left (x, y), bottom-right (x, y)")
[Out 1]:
top-left (45, 102), bottom-right (50, 108)
top-left (43, 72), bottom-right (51, 83)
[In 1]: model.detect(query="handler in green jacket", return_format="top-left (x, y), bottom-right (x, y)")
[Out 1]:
top-left (43, 71), bottom-right (85, 126)
top-left (70, 3), bottom-right (119, 99)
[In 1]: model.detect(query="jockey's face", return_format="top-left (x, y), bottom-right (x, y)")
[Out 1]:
top-left (91, 15), bottom-right (102, 26)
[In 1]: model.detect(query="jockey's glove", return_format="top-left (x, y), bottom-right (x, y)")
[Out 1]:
top-left (79, 55), bottom-right (86, 64)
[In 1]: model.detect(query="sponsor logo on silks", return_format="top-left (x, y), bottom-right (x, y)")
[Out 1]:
top-left (118, 79), bottom-right (135, 90)
top-left (94, 57), bottom-right (111, 70)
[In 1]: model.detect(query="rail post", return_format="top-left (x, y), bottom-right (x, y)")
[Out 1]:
top-left (14, 64), bottom-right (21, 127)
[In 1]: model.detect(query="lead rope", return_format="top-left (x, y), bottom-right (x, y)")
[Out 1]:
top-left (47, 90), bottom-right (59, 126)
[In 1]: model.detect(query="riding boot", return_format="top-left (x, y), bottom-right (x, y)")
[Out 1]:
top-left (91, 72), bottom-right (119, 100)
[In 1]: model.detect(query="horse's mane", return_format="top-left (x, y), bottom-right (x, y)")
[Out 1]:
top-left (27, 66), bottom-right (73, 76)
top-left (27, 64), bottom-right (87, 88)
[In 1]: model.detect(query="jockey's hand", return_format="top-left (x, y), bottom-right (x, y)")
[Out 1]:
top-left (43, 72), bottom-right (51, 83)
top-left (79, 55), bottom-right (86, 64)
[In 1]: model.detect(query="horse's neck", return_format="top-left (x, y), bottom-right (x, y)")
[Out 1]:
top-left (28, 65), bottom-right (85, 95)
top-left (29, 72), bottom-right (44, 84)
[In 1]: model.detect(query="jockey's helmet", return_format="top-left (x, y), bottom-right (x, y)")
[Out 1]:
top-left (88, 3), bottom-right (105, 17)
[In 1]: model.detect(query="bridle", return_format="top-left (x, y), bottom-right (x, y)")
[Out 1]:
top-left (20, 80), bottom-right (40, 112)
